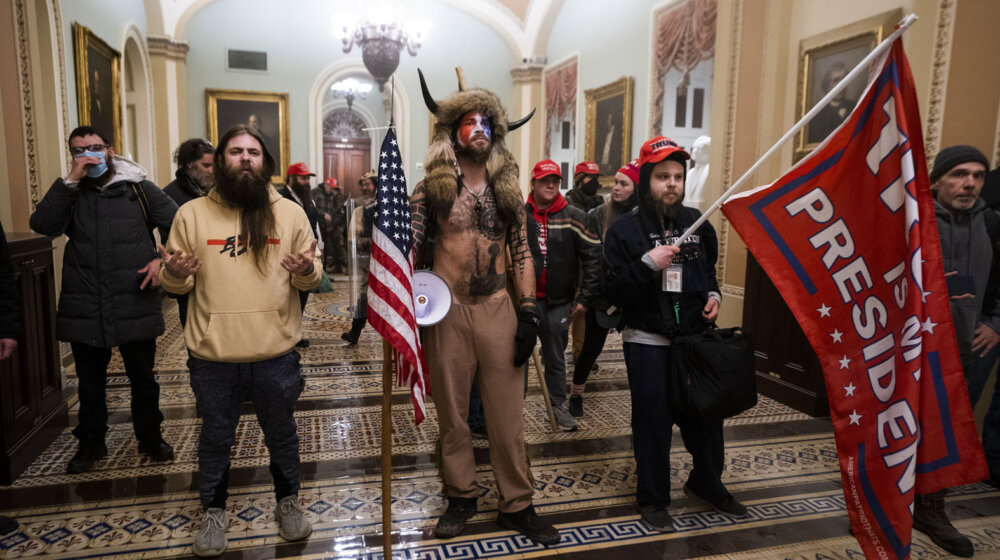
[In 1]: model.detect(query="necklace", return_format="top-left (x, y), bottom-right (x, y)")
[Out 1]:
top-left (463, 183), bottom-right (487, 217)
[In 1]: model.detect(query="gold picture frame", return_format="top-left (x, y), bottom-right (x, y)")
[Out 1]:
top-left (794, 9), bottom-right (901, 161)
top-left (585, 77), bottom-right (634, 185)
top-left (206, 89), bottom-right (290, 184)
top-left (73, 23), bottom-right (122, 153)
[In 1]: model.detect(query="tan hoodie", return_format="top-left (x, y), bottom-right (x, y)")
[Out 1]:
top-left (159, 187), bottom-right (322, 362)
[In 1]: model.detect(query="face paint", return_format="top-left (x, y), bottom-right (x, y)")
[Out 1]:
top-left (457, 112), bottom-right (491, 147)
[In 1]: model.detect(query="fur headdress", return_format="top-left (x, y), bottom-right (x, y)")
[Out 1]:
top-left (419, 68), bottom-right (534, 225)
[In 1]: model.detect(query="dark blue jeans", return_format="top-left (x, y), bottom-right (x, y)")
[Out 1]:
top-left (624, 341), bottom-right (727, 507)
top-left (188, 351), bottom-right (304, 509)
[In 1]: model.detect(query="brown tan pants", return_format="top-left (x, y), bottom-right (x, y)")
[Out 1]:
top-left (424, 292), bottom-right (533, 513)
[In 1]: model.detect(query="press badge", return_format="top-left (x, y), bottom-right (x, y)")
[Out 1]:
top-left (662, 264), bottom-right (683, 292)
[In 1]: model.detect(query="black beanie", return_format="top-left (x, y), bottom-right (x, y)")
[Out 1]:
top-left (930, 145), bottom-right (988, 183)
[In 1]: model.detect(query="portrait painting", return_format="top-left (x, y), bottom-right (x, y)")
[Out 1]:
top-left (206, 89), bottom-right (290, 184)
top-left (795, 10), bottom-right (901, 160)
top-left (585, 77), bottom-right (633, 182)
top-left (73, 23), bottom-right (122, 153)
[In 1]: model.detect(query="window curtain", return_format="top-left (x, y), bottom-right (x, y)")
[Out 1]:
top-left (544, 59), bottom-right (578, 157)
top-left (649, 0), bottom-right (717, 135)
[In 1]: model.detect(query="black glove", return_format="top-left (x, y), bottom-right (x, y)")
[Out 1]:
top-left (513, 310), bottom-right (540, 367)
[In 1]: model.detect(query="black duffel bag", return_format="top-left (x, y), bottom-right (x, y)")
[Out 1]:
top-left (670, 326), bottom-right (757, 419)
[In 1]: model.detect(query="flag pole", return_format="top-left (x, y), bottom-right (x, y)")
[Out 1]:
top-left (672, 13), bottom-right (918, 247)
top-left (381, 339), bottom-right (394, 559)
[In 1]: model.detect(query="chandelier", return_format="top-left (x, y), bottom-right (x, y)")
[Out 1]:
top-left (338, 10), bottom-right (426, 91)
top-left (331, 78), bottom-right (373, 112)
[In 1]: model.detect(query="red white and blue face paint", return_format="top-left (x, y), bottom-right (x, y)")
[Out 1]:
top-left (457, 111), bottom-right (491, 147)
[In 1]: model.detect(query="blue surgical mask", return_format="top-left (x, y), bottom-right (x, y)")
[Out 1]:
top-left (81, 150), bottom-right (108, 178)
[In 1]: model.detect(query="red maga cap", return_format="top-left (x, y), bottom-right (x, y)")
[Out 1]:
top-left (638, 136), bottom-right (690, 168)
top-left (286, 162), bottom-right (315, 177)
top-left (574, 161), bottom-right (600, 175)
top-left (324, 177), bottom-right (339, 189)
top-left (532, 159), bottom-right (562, 180)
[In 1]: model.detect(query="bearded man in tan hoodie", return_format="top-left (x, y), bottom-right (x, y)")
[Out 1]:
top-left (159, 125), bottom-right (321, 557)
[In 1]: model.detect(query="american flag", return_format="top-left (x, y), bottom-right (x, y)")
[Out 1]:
top-left (366, 128), bottom-right (429, 424)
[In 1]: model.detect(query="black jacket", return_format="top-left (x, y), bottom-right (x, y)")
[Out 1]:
top-left (0, 221), bottom-right (17, 339)
top-left (525, 195), bottom-right (603, 307)
top-left (29, 159), bottom-right (177, 347)
top-left (604, 205), bottom-right (719, 336)
top-left (160, 172), bottom-right (206, 241)
top-left (279, 187), bottom-right (320, 235)
top-left (163, 172), bottom-right (205, 208)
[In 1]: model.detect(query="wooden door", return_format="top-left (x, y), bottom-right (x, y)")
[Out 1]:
top-left (322, 137), bottom-right (371, 199)
top-left (742, 251), bottom-right (829, 416)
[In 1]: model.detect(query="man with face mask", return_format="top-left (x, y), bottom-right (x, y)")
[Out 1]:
top-left (159, 125), bottom-right (321, 557)
top-left (412, 69), bottom-right (558, 545)
top-left (30, 126), bottom-right (178, 474)
top-left (566, 161), bottom-right (604, 212)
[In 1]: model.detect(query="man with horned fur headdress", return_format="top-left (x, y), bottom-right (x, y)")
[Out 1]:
top-left (410, 69), bottom-right (560, 545)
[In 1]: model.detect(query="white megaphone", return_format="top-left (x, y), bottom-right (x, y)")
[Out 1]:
top-left (413, 270), bottom-right (452, 326)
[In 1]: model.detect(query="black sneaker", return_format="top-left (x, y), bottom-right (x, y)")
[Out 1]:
top-left (295, 338), bottom-right (310, 348)
top-left (435, 497), bottom-right (477, 539)
top-left (568, 395), bottom-right (583, 418)
top-left (683, 483), bottom-right (748, 518)
top-left (138, 439), bottom-right (175, 462)
top-left (0, 516), bottom-right (18, 536)
top-left (496, 505), bottom-right (560, 546)
top-left (639, 505), bottom-right (675, 532)
top-left (340, 332), bottom-right (359, 345)
top-left (67, 441), bottom-right (108, 474)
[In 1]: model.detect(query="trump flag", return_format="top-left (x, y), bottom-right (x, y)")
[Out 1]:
top-left (722, 40), bottom-right (987, 559)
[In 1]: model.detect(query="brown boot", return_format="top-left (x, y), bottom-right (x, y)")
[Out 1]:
top-left (912, 491), bottom-right (973, 557)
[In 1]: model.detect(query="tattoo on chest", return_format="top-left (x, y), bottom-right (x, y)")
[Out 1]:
top-left (473, 188), bottom-right (503, 241)
top-left (468, 242), bottom-right (505, 296)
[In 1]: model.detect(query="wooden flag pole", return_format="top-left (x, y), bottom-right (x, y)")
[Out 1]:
top-left (532, 346), bottom-right (558, 431)
top-left (381, 339), bottom-right (394, 559)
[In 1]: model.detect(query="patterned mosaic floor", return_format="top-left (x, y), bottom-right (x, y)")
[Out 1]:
top-left (5, 283), bottom-right (1000, 559)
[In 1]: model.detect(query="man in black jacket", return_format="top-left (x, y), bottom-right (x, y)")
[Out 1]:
top-left (604, 136), bottom-right (745, 532)
top-left (30, 126), bottom-right (178, 473)
top-left (525, 159), bottom-right (602, 431)
top-left (162, 138), bottom-right (214, 328)
top-left (279, 162), bottom-right (322, 348)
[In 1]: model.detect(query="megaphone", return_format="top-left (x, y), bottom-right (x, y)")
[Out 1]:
top-left (413, 270), bottom-right (452, 326)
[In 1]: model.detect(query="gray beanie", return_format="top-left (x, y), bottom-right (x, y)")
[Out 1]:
top-left (930, 145), bottom-right (989, 183)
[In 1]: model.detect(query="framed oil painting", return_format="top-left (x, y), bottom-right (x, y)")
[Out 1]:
top-left (794, 9), bottom-right (901, 161)
top-left (585, 77), bottom-right (634, 184)
top-left (73, 23), bottom-right (122, 153)
top-left (206, 89), bottom-right (290, 184)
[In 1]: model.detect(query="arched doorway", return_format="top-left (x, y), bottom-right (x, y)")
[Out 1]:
top-left (121, 27), bottom-right (155, 173)
top-left (322, 108), bottom-right (372, 199)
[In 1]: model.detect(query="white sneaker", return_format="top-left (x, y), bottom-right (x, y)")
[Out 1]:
top-left (275, 495), bottom-right (313, 541)
top-left (192, 508), bottom-right (227, 557)
top-left (553, 404), bottom-right (578, 432)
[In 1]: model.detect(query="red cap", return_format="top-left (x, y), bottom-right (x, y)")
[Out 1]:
top-left (324, 177), bottom-right (340, 189)
top-left (532, 159), bottom-right (562, 180)
top-left (286, 162), bottom-right (315, 177)
top-left (638, 136), bottom-right (690, 168)
top-left (618, 160), bottom-right (640, 185)
top-left (574, 161), bottom-right (600, 176)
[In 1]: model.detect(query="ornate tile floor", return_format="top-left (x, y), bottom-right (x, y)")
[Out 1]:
top-left (4, 283), bottom-right (1000, 559)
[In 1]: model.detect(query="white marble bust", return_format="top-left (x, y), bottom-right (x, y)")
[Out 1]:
top-left (687, 136), bottom-right (710, 210)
